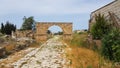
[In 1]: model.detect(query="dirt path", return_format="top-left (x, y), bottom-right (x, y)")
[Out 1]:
top-left (12, 36), bottom-right (70, 68)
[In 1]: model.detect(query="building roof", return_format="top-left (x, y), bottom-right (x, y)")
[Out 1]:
top-left (91, 0), bottom-right (117, 14)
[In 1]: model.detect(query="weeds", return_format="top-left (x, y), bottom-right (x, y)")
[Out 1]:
top-left (65, 32), bottom-right (114, 68)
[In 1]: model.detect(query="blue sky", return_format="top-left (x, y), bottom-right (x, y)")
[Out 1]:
top-left (0, 0), bottom-right (114, 31)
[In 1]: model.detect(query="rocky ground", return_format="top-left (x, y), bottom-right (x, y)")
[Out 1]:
top-left (0, 48), bottom-right (35, 68)
top-left (11, 36), bottom-right (70, 68)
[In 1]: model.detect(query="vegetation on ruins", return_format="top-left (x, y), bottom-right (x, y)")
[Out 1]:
top-left (101, 28), bottom-right (120, 62)
top-left (21, 16), bottom-right (35, 30)
top-left (1, 23), bottom-right (4, 34)
top-left (47, 30), bottom-right (63, 35)
top-left (0, 21), bottom-right (16, 35)
top-left (91, 13), bottom-right (120, 62)
top-left (91, 14), bottom-right (110, 39)
top-left (54, 31), bottom-right (63, 35)
top-left (65, 32), bottom-right (113, 68)
top-left (64, 13), bottom-right (120, 67)
top-left (47, 30), bottom-right (51, 34)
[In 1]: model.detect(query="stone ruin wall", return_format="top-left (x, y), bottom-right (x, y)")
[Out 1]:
top-left (13, 22), bottom-right (73, 42)
top-left (15, 30), bottom-right (33, 38)
top-left (89, 0), bottom-right (120, 31)
top-left (35, 22), bottom-right (73, 42)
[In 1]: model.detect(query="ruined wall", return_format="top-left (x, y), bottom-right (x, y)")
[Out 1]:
top-left (36, 22), bottom-right (73, 42)
top-left (89, 0), bottom-right (120, 31)
top-left (15, 30), bottom-right (33, 38)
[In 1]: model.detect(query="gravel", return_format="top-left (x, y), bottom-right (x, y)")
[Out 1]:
top-left (13, 36), bottom-right (70, 68)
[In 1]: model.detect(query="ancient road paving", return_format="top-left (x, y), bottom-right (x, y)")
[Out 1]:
top-left (13, 36), bottom-right (70, 68)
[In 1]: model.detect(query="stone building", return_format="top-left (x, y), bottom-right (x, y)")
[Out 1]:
top-left (89, 0), bottom-right (120, 31)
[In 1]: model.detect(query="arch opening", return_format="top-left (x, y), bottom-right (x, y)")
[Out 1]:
top-left (35, 22), bottom-right (72, 42)
top-left (46, 25), bottom-right (63, 39)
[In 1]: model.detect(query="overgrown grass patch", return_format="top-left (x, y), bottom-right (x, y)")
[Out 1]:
top-left (66, 32), bottom-right (88, 48)
top-left (64, 32), bottom-right (114, 68)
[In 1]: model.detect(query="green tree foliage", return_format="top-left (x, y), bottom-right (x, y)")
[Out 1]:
top-left (91, 14), bottom-right (110, 39)
top-left (58, 31), bottom-right (63, 35)
top-left (54, 31), bottom-right (63, 35)
top-left (101, 28), bottom-right (120, 62)
top-left (91, 13), bottom-right (120, 62)
top-left (47, 30), bottom-right (51, 34)
top-left (1, 21), bottom-right (16, 35)
top-left (1, 23), bottom-right (4, 34)
top-left (21, 16), bottom-right (35, 30)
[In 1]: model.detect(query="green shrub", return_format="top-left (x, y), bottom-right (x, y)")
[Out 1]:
top-left (70, 33), bottom-right (88, 47)
top-left (91, 14), bottom-right (110, 39)
top-left (101, 28), bottom-right (120, 62)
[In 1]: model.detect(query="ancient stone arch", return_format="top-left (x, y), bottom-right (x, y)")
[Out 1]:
top-left (35, 22), bottom-right (72, 42)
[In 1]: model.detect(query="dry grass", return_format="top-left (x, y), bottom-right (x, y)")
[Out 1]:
top-left (65, 32), bottom-right (114, 68)
top-left (70, 32), bottom-right (88, 47)
top-left (5, 43), bottom-right (16, 52)
top-left (65, 46), bottom-right (113, 68)
top-left (29, 42), bottom-right (41, 48)
top-left (0, 41), bottom-right (40, 68)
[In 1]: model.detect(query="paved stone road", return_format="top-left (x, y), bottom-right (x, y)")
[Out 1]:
top-left (13, 36), bottom-right (69, 68)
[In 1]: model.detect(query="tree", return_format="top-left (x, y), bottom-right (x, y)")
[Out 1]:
top-left (58, 31), bottom-right (63, 35)
top-left (21, 16), bottom-right (35, 30)
top-left (1, 21), bottom-right (16, 35)
top-left (1, 23), bottom-right (5, 34)
top-left (91, 14), bottom-right (110, 39)
top-left (47, 30), bottom-right (51, 34)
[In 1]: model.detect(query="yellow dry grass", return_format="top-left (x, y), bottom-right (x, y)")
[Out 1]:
top-left (66, 46), bottom-right (113, 68)
top-left (29, 42), bottom-right (40, 48)
top-left (64, 32), bottom-right (113, 68)
top-left (5, 44), bottom-right (15, 52)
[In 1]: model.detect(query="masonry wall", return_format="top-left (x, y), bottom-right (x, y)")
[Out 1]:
top-left (15, 30), bottom-right (33, 38)
top-left (89, 0), bottom-right (120, 31)
top-left (35, 22), bottom-right (73, 42)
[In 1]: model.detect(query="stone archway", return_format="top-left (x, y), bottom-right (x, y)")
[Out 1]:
top-left (35, 22), bottom-right (72, 42)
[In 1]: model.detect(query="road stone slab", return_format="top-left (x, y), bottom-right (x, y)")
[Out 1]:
top-left (13, 36), bottom-right (69, 68)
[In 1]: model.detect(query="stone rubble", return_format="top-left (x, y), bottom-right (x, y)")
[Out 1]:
top-left (13, 36), bottom-right (70, 68)
top-left (0, 48), bottom-right (35, 68)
